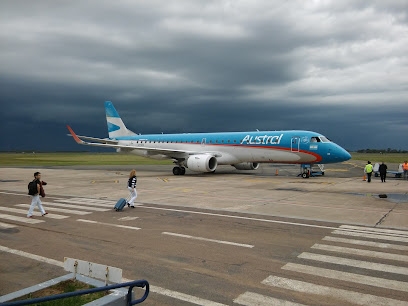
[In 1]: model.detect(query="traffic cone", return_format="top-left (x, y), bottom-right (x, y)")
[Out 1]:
top-left (363, 174), bottom-right (366, 181)
top-left (275, 169), bottom-right (278, 176)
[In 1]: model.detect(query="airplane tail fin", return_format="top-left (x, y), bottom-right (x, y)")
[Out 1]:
top-left (105, 101), bottom-right (136, 138)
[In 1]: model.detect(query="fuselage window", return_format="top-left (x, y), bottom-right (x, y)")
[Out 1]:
top-left (221, 140), bottom-right (224, 143)
top-left (227, 140), bottom-right (230, 143)
top-left (233, 140), bottom-right (236, 143)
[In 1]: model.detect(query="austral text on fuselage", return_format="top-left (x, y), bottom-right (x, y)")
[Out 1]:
top-left (241, 134), bottom-right (283, 145)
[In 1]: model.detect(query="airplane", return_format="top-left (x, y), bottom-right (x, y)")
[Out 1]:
top-left (67, 101), bottom-right (351, 178)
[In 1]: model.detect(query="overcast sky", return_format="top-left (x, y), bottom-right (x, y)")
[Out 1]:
top-left (1, 0), bottom-right (407, 151)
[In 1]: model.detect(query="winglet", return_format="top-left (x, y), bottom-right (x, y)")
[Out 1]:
top-left (67, 125), bottom-right (84, 144)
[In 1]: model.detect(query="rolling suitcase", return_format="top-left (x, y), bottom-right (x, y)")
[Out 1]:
top-left (114, 198), bottom-right (127, 211)
top-left (114, 194), bottom-right (131, 211)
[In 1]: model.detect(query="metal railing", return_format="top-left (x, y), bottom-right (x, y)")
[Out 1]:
top-left (1, 279), bottom-right (149, 306)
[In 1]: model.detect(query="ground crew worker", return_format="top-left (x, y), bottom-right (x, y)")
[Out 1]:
top-left (403, 161), bottom-right (408, 180)
top-left (379, 162), bottom-right (387, 183)
top-left (127, 169), bottom-right (137, 208)
top-left (364, 161), bottom-right (374, 183)
top-left (27, 172), bottom-right (48, 218)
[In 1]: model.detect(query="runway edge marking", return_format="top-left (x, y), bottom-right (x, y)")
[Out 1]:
top-left (0, 245), bottom-right (227, 306)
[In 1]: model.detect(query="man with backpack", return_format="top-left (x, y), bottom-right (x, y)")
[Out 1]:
top-left (27, 172), bottom-right (48, 218)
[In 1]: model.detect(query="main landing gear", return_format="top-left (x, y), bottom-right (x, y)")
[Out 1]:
top-left (173, 166), bottom-right (186, 175)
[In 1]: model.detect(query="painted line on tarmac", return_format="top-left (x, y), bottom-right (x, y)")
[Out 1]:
top-left (282, 262), bottom-right (408, 292)
top-left (234, 291), bottom-right (305, 305)
top-left (55, 198), bottom-right (115, 207)
top-left (77, 219), bottom-right (141, 230)
top-left (0, 244), bottom-right (227, 306)
top-left (332, 230), bottom-right (408, 243)
top-left (262, 275), bottom-right (407, 306)
top-left (0, 191), bottom-right (62, 199)
top-left (66, 197), bottom-right (115, 204)
top-left (0, 245), bottom-right (63, 267)
top-left (298, 252), bottom-right (408, 276)
top-left (140, 205), bottom-right (408, 233)
top-left (0, 221), bottom-right (17, 229)
top-left (0, 207), bottom-right (68, 219)
top-left (118, 216), bottom-right (139, 221)
top-left (339, 225), bottom-right (408, 237)
top-left (16, 204), bottom-right (92, 215)
top-left (139, 205), bottom-right (338, 230)
top-left (311, 243), bottom-right (408, 262)
top-left (0, 213), bottom-right (44, 224)
top-left (162, 232), bottom-right (254, 248)
top-left (41, 202), bottom-right (110, 212)
top-left (322, 236), bottom-right (408, 251)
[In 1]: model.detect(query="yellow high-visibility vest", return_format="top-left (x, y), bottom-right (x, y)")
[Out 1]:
top-left (365, 164), bottom-right (373, 173)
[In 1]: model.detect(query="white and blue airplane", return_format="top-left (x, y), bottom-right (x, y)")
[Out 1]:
top-left (67, 101), bottom-right (351, 177)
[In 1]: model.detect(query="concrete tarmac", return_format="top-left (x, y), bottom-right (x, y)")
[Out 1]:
top-left (0, 163), bottom-right (407, 305)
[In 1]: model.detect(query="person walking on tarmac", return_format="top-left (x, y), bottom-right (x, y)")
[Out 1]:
top-left (364, 161), bottom-right (374, 183)
top-left (403, 161), bottom-right (408, 180)
top-left (27, 172), bottom-right (48, 218)
top-left (127, 169), bottom-right (137, 208)
top-left (379, 162), bottom-right (387, 183)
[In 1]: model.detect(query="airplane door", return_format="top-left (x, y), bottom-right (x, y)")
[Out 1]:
top-left (291, 136), bottom-right (300, 152)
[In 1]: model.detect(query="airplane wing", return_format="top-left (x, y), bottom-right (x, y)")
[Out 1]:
top-left (67, 125), bottom-right (222, 157)
top-left (67, 134), bottom-right (118, 145)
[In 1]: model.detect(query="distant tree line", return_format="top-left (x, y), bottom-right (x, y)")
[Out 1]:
top-left (356, 148), bottom-right (408, 153)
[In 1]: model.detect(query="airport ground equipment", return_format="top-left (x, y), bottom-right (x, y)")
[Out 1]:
top-left (298, 164), bottom-right (325, 178)
top-left (373, 163), bottom-right (403, 178)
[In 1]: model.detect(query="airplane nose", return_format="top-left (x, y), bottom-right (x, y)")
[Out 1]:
top-left (340, 148), bottom-right (351, 161)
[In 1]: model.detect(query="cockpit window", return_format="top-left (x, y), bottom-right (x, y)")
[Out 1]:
top-left (319, 136), bottom-right (331, 143)
top-left (310, 137), bottom-right (320, 143)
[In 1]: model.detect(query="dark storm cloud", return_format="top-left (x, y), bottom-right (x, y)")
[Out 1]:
top-left (0, 0), bottom-right (407, 152)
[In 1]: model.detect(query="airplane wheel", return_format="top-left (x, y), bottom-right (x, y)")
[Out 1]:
top-left (173, 167), bottom-right (181, 175)
top-left (180, 167), bottom-right (186, 175)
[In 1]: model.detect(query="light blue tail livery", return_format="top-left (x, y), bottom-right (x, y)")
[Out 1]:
top-left (105, 101), bottom-right (136, 138)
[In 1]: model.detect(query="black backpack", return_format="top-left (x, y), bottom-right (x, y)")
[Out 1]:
top-left (28, 180), bottom-right (38, 195)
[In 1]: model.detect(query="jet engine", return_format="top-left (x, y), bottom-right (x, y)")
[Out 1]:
top-left (232, 162), bottom-right (260, 170)
top-left (186, 155), bottom-right (217, 172)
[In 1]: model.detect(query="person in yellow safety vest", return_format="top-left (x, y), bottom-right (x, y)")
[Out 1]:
top-left (364, 161), bottom-right (374, 183)
top-left (403, 161), bottom-right (408, 180)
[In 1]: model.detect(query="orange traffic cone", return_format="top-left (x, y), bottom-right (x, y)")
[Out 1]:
top-left (363, 174), bottom-right (366, 181)
top-left (275, 169), bottom-right (278, 176)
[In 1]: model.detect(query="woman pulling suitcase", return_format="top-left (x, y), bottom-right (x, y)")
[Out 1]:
top-left (127, 169), bottom-right (137, 208)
